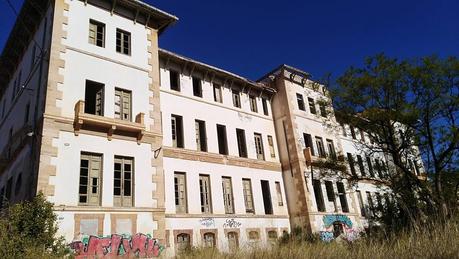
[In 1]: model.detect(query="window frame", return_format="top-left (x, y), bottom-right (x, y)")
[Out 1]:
top-left (249, 95), bottom-right (258, 113)
top-left (79, 153), bottom-right (103, 206)
top-left (308, 97), bottom-right (316, 114)
top-left (113, 156), bottom-right (134, 207)
top-left (192, 77), bottom-right (202, 97)
top-left (115, 28), bottom-right (131, 55)
top-left (171, 114), bottom-right (184, 148)
top-left (199, 175), bottom-right (212, 213)
top-left (232, 90), bottom-right (241, 108)
top-left (88, 19), bottom-right (105, 47)
top-left (236, 128), bottom-right (247, 158)
top-left (174, 172), bottom-right (188, 213)
top-left (213, 84), bottom-right (222, 103)
top-left (242, 178), bottom-right (254, 213)
top-left (296, 93), bottom-right (305, 111)
top-left (254, 133), bottom-right (265, 160)
top-left (222, 177), bottom-right (235, 214)
top-left (195, 120), bottom-right (207, 152)
top-left (114, 88), bottom-right (132, 121)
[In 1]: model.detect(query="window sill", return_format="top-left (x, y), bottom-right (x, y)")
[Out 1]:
top-left (74, 100), bottom-right (145, 144)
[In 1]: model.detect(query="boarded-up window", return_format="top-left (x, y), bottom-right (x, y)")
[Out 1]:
top-left (254, 133), bottom-right (265, 160)
top-left (115, 218), bottom-right (132, 235)
top-left (275, 181), bottom-right (283, 206)
top-left (114, 88), bottom-right (131, 121)
top-left (242, 179), bottom-right (254, 213)
top-left (80, 219), bottom-right (99, 236)
top-left (79, 153), bottom-right (102, 205)
top-left (268, 135), bottom-right (276, 158)
top-left (195, 120), bottom-right (207, 152)
top-left (174, 172), bottom-right (187, 213)
top-left (113, 157), bottom-right (134, 207)
top-left (88, 20), bottom-right (105, 47)
top-left (267, 230), bottom-right (278, 244)
top-left (199, 175), bottom-right (212, 213)
top-left (222, 177), bottom-right (234, 214)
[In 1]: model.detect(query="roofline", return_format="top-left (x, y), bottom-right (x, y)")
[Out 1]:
top-left (159, 48), bottom-right (276, 93)
top-left (257, 64), bottom-right (311, 82)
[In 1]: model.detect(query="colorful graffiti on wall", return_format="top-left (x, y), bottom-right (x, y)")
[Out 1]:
top-left (319, 214), bottom-right (359, 242)
top-left (69, 233), bottom-right (164, 258)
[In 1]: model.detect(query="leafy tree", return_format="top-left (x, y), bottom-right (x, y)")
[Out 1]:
top-left (331, 54), bottom-right (459, 225)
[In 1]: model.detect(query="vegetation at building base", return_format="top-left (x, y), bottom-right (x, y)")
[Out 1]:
top-left (0, 193), bottom-right (68, 259)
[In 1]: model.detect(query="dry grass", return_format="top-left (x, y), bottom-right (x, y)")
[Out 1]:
top-left (176, 220), bottom-right (459, 259)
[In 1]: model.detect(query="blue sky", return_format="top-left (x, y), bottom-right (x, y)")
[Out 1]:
top-left (1, 0), bottom-right (458, 81)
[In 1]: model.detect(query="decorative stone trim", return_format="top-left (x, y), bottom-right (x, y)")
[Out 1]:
top-left (172, 229), bottom-right (193, 247)
top-left (223, 228), bottom-right (240, 237)
top-left (110, 214), bottom-right (138, 235)
top-left (74, 213), bottom-right (105, 238)
top-left (163, 147), bottom-right (282, 171)
top-left (245, 228), bottom-right (261, 240)
top-left (200, 228), bottom-right (218, 246)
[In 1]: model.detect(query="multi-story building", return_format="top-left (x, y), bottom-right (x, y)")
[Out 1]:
top-left (0, 0), bottom-right (424, 256)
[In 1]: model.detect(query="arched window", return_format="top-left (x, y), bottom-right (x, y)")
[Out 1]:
top-left (227, 231), bottom-right (239, 252)
top-left (176, 233), bottom-right (191, 252)
top-left (333, 222), bottom-right (344, 238)
top-left (203, 232), bottom-right (216, 248)
top-left (267, 230), bottom-right (278, 244)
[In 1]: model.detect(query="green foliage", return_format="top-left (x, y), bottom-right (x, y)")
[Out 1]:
top-left (0, 193), bottom-right (69, 258)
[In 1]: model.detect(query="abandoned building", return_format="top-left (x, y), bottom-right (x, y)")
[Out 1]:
top-left (0, 0), bottom-right (425, 256)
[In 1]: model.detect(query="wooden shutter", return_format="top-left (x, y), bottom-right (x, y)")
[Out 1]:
top-left (268, 136), bottom-right (275, 158)
top-left (222, 177), bottom-right (234, 214)
top-left (275, 181), bottom-right (283, 206)
top-left (242, 179), bottom-right (254, 213)
top-left (254, 134), bottom-right (265, 160)
top-left (174, 173), bottom-right (187, 213)
top-left (199, 175), bottom-right (212, 213)
top-left (88, 22), bottom-right (96, 45)
top-left (171, 116), bottom-right (177, 147)
top-left (95, 87), bottom-right (104, 116)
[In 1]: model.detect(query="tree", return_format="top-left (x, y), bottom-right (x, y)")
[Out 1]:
top-left (331, 54), bottom-right (459, 224)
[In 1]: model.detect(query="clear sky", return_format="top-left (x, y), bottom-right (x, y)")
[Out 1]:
top-left (1, 0), bottom-right (458, 81)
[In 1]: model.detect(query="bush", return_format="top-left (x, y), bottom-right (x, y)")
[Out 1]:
top-left (0, 193), bottom-right (69, 258)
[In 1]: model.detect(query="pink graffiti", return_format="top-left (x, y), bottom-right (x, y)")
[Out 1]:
top-left (69, 233), bottom-right (163, 258)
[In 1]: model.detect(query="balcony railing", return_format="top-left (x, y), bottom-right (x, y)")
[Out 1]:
top-left (74, 100), bottom-right (145, 144)
top-left (303, 147), bottom-right (347, 172)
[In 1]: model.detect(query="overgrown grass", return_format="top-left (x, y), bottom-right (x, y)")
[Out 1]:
top-left (177, 219), bottom-right (459, 259)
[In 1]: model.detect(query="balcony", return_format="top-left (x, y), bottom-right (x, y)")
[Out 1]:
top-left (303, 147), bottom-right (347, 172)
top-left (0, 125), bottom-right (33, 173)
top-left (74, 100), bottom-right (145, 144)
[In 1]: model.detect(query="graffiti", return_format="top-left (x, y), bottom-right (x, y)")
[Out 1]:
top-left (200, 217), bottom-right (215, 227)
top-left (69, 233), bottom-right (164, 258)
top-left (319, 231), bottom-right (335, 242)
top-left (223, 218), bottom-right (242, 228)
top-left (322, 214), bottom-right (353, 228)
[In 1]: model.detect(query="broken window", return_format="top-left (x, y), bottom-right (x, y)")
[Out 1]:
top-left (262, 98), bottom-right (269, 115)
top-left (275, 181), bottom-right (283, 206)
top-left (79, 153), bottom-right (102, 205)
top-left (313, 179), bottom-right (326, 212)
top-left (232, 90), bottom-right (241, 108)
top-left (236, 129), bottom-right (247, 158)
top-left (222, 177), bottom-right (234, 214)
top-left (192, 77), bottom-right (202, 97)
top-left (336, 182), bottom-right (349, 213)
top-left (213, 84), bottom-right (222, 103)
top-left (242, 179), bottom-right (254, 213)
top-left (170, 70), bottom-right (180, 91)
top-left (217, 124), bottom-right (228, 155)
top-left (303, 133), bottom-right (315, 156)
top-left (116, 28), bottom-right (130, 55)
top-left (85, 80), bottom-right (104, 116)
top-left (308, 97), bottom-right (316, 114)
top-left (296, 93), bottom-right (305, 111)
top-left (195, 120), bottom-right (207, 152)
top-left (199, 175), bottom-right (212, 213)
top-left (88, 19), bottom-right (105, 47)
top-left (174, 172), bottom-right (187, 213)
top-left (113, 157), bottom-right (133, 207)
top-left (249, 95), bottom-right (258, 113)
top-left (171, 115), bottom-right (184, 148)
top-left (261, 180), bottom-right (273, 215)
top-left (254, 133), bottom-right (265, 160)
top-left (268, 135), bottom-right (276, 158)
top-left (114, 88), bottom-right (131, 121)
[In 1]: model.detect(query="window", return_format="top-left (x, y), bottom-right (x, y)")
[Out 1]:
top-left (176, 233), bottom-right (191, 251)
top-left (169, 70), bottom-right (180, 91)
top-left (326, 139), bottom-right (336, 159)
top-left (203, 232), bottom-right (216, 248)
top-left (303, 133), bottom-right (315, 156)
top-left (227, 231), bottom-right (239, 252)
top-left (267, 231), bottom-right (278, 244)
top-left (347, 153), bottom-right (356, 175)
top-left (356, 190), bottom-right (366, 217)
top-left (116, 28), bottom-right (130, 55)
top-left (325, 181), bottom-right (335, 203)
top-left (357, 155), bottom-right (366, 177)
top-left (232, 90), bottom-right (241, 108)
top-left (366, 192), bottom-right (374, 217)
top-left (374, 159), bottom-right (383, 178)
top-left (319, 102), bottom-right (327, 117)
top-left (340, 123), bottom-right (347, 137)
top-left (275, 181), bottom-right (283, 206)
top-left (248, 231), bottom-right (260, 241)
top-left (366, 156), bottom-right (375, 177)
top-left (24, 102), bottom-right (30, 124)
top-left (242, 179), bottom-right (254, 213)
top-left (360, 128), bottom-right (365, 142)
top-left (88, 20), bottom-right (105, 47)
top-left (268, 135), bottom-right (276, 158)
top-left (79, 153), bottom-right (102, 205)
top-left (249, 95), bottom-right (258, 113)
top-left (375, 192), bottom-right (383, 211)
top-left (315, 137), bottom-right (326, 158)
top-left (236, 128), bottom-right (247, 158)
top-left (114, 89), bottom-right (131, 121)
top-left (350, 126), bottom-right (356, 139)
top-left (192, 77), bottom-right (202, 97)
top-left (113, 157), bottom-right (133, 207)
top-left (336, 182), bottom-right (349, 213)
top-left (262, 98), bottom-right (269, 115)
top-left (199, 175), bottom-right (212, 213)
top-left (261, 180), bottom-right (273, 215)
top-left (174, 172), bottom-right (187, 213)
top-left (213, 84), bottom-right (222, 103)
top-left (296, 93), bottom-right (305, 111)
top-left (217, 124), bottom-right (228, 155)
top-left (85, 80), bottom-right (104, 116)
top-left (195, 120), bottom-right (207, 152)
top-left (222, 177), bottom-right (234, 214)
top-left (308, 97), bottom-right (316, 114)
top-left (171, 115), bottom-right (184, 148)
top-left (254, 133), bottom-right (265, 160)
top-left (313, 179), bottom-right (325, 212)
